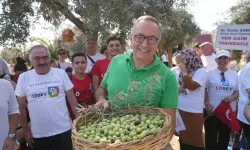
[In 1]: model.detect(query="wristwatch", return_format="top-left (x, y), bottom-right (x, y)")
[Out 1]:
top-left (8, 134), bottom-right (16, 139)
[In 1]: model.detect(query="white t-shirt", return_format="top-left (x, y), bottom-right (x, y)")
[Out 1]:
top-left (58, 61), bottom-right (72, 70)
top-left (85, 53), bottom-right (105, 73)
top-left (171, 66), bottom-right (180, 83)
top-left (206, 68), bottom-right (239, 112)
top-left (237, 62), bottom-right (250, 125)
top-left (0, 59), bottom-right (10, 74)
top-left (0, 79), bottom-right (19, 148)
top-left (201, 53), bottom-right (217, 71)
top-left (178, 68), bottom-right (208, 113)
top-left (15, 68), bottom-right (73, 138)
top-left (161, 54), bottom-right (168, 62)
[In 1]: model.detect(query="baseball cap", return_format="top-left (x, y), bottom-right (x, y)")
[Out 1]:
top-left (216, 50), bottom-right (231, 58)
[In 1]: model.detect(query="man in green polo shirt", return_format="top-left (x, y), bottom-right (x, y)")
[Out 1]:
top-left (95, 15), bottom-right (178, 136)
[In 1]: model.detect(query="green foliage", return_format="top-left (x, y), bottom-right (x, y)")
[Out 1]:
top-left (0, 0), bottom-right (197, 48)
top-left (161, 10), bottom-right (200, 46)
top-left (230, 1), bottom-right (250, 24)
top-left (0, 48), bottom-right (21, 62)
top-left (0, 0), bottom-right (34, 46)
top-left (30, 37), bottom-right (58, 60)
top-left (231, 50), bottom-right (243, 63)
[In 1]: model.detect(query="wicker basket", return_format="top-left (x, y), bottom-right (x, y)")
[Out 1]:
top-left (72, 107), bottom-right (172, 150)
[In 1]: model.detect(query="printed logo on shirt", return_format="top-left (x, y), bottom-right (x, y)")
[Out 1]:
top-left (32, 92), bottom-right (47, 99)
top-left (221, 80), bottom-right (229, 86)
top-left (48, 86), bottom-right (59, 98)
top-left (216, 81), bottom-right (232, 91)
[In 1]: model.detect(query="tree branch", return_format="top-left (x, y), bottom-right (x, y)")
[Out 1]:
top-left (48, 0), bottom-right (87, 33)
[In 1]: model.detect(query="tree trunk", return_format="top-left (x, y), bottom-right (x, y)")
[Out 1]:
top-left (48, 0), bottom-right (87, 33)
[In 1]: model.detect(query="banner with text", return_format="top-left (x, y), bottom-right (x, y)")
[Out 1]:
top-left (215, 24), bottom-right (250, 51)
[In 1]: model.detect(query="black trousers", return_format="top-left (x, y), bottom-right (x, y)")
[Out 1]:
top-left (204, 110), bottom-right (231, 150)
top-left (240, 120), bottom-right (250, 148)
top-left (180, 141), bottom-right (205, 150)
top-left (32, 130), bottom-right (73, 150)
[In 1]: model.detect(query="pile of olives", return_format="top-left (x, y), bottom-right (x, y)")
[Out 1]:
top-left (77, 114), bottom-right (166, 144)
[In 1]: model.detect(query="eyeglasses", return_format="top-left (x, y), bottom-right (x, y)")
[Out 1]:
top-left (134, 34), bottom-right (158, 45)
top-left (59, 53), bottom-right (66, 55)
top-left (220, 72), bottom-right (225, 81)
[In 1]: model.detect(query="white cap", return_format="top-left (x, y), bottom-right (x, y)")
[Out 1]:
top-left (216, 50), bottom-right (231, 58)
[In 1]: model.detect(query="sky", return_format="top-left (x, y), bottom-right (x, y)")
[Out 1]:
top-left (187, 0), bottom-right (238, 32)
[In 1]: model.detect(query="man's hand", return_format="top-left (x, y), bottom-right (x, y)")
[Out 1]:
top-left (95, 99), bottom-right (109, 110)
top-left (2, 137), bottom-right (19, 150)
top-left (223, 96), bottom-right (233, 104)
top-left (178, 63), bottom-right (188, 74)
top-left (244, 101), bottom-right (250, 122)
top-left (24, 131), bottom-right (34, 148)
top-left (178, 86), bottom-right (186, 94)
top-left (205, 103), bottom-right (213, 116)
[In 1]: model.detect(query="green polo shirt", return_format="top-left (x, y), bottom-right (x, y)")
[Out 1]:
top-left (101, 53), bottom-right (178, 109)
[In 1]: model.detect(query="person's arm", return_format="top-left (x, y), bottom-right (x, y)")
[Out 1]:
top-left (163, 108), bottom-right (176, 136)
top-left (65, 89), bottom-right (78, 117)
top-left (92, 75), bottom-right (100, 92)
top-left (182, 74), bottom-right (200, 90)
top-left (178, 63), bottom-right (200, 90)
top-left (3, 83), bottom-right (20, 150)
top-left (244, 101), bottom-right (250, 122)
top-left (94, 86), bottom-right (109, 109)
top-left (204, 88), bottom-right (213, 115)
top-left (17, 97), bottom-right (29, 132)
top-left (160, 72), bottom-right (178, 137)
top-left (223, 91), bottom-right (239, 103)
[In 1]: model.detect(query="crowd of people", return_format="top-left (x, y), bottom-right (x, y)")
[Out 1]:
top-left (0, 15), bottom-right (250, 150)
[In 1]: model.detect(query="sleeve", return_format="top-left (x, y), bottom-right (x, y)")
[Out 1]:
top-left (8, 82), bottom-right (19, 115)
top-left (63, 70), bottom-right (74, 91)
top-left (90, 61), bottom-right (100, 76)
top-left (241, 68), bottom-right (250, 90)
top-left (160, 72), bottom-right (178, 108)
top-left (192, 68), bottom-right (208, 87)
top-left (15, 74), bottom-right (26, 97)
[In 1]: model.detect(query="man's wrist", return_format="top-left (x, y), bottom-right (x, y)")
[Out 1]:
top-left (8, 134), bottom-right (16, 138)
top-left (182, 72), bottom-right (188, 76)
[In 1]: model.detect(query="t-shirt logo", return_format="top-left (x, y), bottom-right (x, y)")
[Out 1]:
top-left (221, 80), bottom-right (229, 86)
top-left (48, 86), bottom-right (59, 98)
top-left (216, 80), bottom-right (232, 91)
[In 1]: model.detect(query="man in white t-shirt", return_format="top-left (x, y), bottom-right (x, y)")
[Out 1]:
top-left (0, 79), bottom-right (19, 150)
top-left (161, 50), bottom-right (168, 67)
top-left (85, 38), bottom-right (105, 73)
top-left (57, 48), bottom-right (72, 70)
top-left (199, 42), bottom-right (217, 71)
top-left (15, 45), bottom-right (78, 150)
top-left (237, 51), bottom-right (250, 147)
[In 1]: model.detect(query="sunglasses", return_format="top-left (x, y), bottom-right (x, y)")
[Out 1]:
top-left (220, 72), bottom-right (225, 82)
top-left (59, 53), bottom-right (66, 55)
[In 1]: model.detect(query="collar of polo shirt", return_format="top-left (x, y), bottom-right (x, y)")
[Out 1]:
top-left (125, 53), bottom-right (161, 71)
